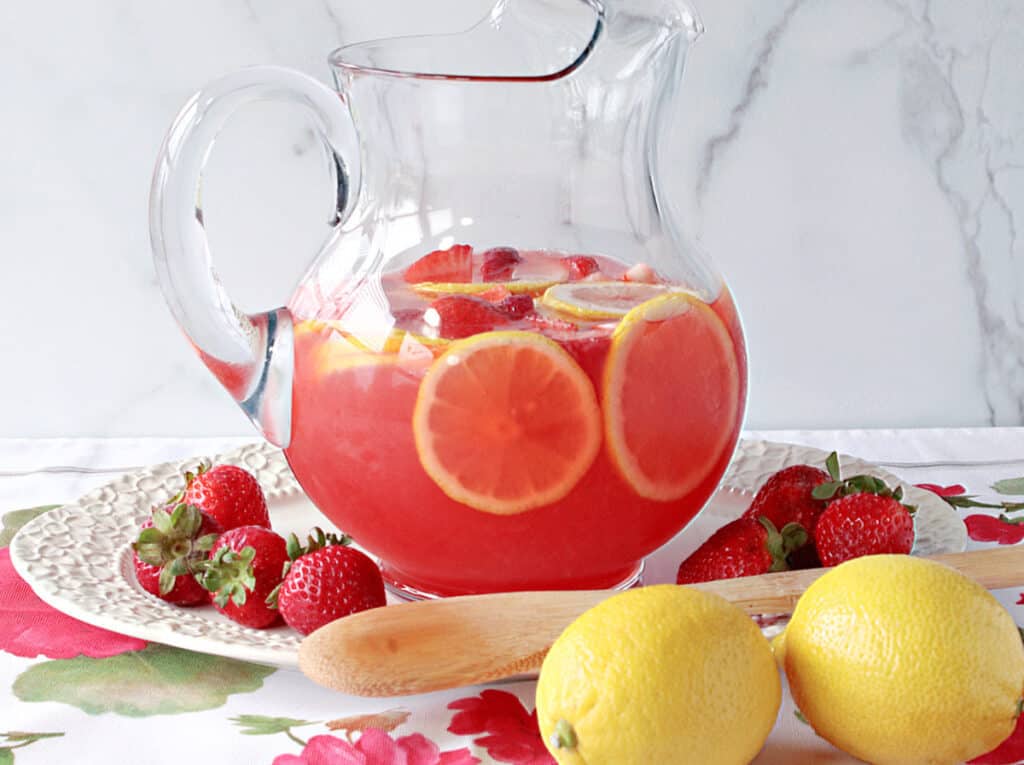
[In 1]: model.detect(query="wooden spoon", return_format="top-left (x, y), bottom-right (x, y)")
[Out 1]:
top-left (298, 546), bottom-right (1024, 697)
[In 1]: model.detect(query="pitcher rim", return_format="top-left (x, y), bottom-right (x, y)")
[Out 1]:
top-left (326, 24), bottom-right (604, 84)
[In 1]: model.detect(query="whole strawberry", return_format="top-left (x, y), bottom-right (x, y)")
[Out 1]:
top-left (132, 504), bottom-right (221, 605)
top-left (426, 295), bottom-right (509, 339)
top-left (813, 493), bottom-right (914, 566)
top-left (181, 463), bottom-right (270, 531)
top-left (676, 516), bottom-right (807, 585)
top-left (744, 464), bottom-right (830, 532)
top-left (201, 525), bottom-right (289, 628)
top-left (270, 528), bottom-right (386, 635)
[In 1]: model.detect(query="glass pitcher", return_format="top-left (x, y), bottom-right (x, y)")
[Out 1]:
top-left (150, 0), bottom-right (747, 598)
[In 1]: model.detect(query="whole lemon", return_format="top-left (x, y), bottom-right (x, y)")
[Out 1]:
top-left (784, 555), bottom-right (1024, 765)
top-left (535, 584), bottom-right (780, 764)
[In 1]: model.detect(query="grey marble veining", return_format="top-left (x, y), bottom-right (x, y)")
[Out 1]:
top-left (1, 0), bottom-right (1022, 436)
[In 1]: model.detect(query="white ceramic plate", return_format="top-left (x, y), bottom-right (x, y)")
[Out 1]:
top-left (9, 440), bottom-right (966, 669)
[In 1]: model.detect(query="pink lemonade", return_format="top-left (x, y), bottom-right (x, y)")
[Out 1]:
top-left (284, 246), bottom-right (747, 596)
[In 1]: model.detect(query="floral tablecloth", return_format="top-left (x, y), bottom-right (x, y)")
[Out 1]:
top-left (3, 429), bottom-right (1024, 764)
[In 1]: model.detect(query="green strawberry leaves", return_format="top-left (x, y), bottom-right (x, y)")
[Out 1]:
top-left (758, 516), bottom-right (808, 572)
top-left (13, 644), bottom-right (274, 716)
top-left (811, 452), bottom-right (915, 513)
top-left (202, 546), bottom-right (258, 607)
top-left (132, 503), bottom-right (219, 595)
top-left (267, 527), bottom-right (352, 608)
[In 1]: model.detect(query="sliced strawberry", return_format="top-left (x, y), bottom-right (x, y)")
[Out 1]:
top-left (496, 294), bottom-right (534, 318)
top-left (480, 247), bottom-right (522, 282)
top-left (402, 244), bottom-right (473, 284)
top-left (524, 312), bottom-right (578, 333)
top-left (563, 255), bottom-right (600, 280)
top-left (426, 295), bottom-right (509, 340)
top-left (477, 285), bottom-right (513, 304)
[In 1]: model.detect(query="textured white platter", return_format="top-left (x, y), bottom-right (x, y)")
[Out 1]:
top-left (9, 440), bottom-right (966, 669)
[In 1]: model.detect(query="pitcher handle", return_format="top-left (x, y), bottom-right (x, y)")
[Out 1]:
top-left (149, 66), bottom-right (361, 448)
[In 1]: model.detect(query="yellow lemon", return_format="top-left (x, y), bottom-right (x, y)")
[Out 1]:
top-left (411, 280), bottom-right (557, 298)
top-left (535, 585), bottom-right (780, 764)
top-left (540, 281), bottom-right (672, 321)
top-left (784, 555), bottom-right (1024, 765)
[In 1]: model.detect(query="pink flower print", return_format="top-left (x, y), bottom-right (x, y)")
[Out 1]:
top-left (0, 548), bottom-right (146, 659)
top-left (272, 730), bottom-right (478, 765)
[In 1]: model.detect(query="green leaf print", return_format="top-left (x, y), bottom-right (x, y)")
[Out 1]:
top-left (13, 644), bottom-right (274, 716)
top-left (0, 731), bottom-right (64, 764)
top-left (231, 715), bottom-right (319, 747)
top-left (0, 506), bottom-right (60, 548)
top-left (232, 715), bottom-right (318, 735)
top-left (993, 477), bottom-right (1024, 496)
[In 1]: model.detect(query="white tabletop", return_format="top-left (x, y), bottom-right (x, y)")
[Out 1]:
top-left (2, 429), bottom-right (1023, 764)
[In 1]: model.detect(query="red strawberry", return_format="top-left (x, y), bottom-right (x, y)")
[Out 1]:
top-left (496, 294), bottom-right (534, 318)
top-left (676, 517), bottom-right (807, 584)
top-left (182, 464), bottom-right (270, 531)
top-left (563, 255), bottom-right (599, 280)
top-left (270, 528), bottom-right (385, 635)
top-left (477, 285), bottom-right (513, 303)
top-left (402, 244), bottom-right (473, 284)
top-left (201, 526), bottom-right (289, 628)
top-left (744, 465), bottom-right (830, 534)
top-left (480, 247), bottom-right (522, 282)
top-left (132, 504), bottom-right (221, 605)
top-left (524, 311), bottom-right (577, 333)
top-left (813, 493), bottom-right (914, 567)
top-left (426, 295), bottom-right (509, 339)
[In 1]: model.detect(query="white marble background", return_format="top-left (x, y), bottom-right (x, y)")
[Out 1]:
top-left (1, 0), bottom-right (1021, 437)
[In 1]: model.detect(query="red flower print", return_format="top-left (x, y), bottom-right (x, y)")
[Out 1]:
top-left (448, 690), bottom-right (555, 765)
top-left (916, 483), bottom-right (968, 497)
top-left (964, 515), bottom-right (1024, 545)
top-left (0, 548), bottom-right (146, 659)
top-left (272, 730), bottom-right (478, 765)
top-left (969, 711), bottom-right (1024, 764)
top-left (1018, 594), bottom-right (1024, 606)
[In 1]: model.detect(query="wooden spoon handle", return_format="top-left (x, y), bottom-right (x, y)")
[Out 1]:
top-left (298, 547), bottom-right (1024, 697)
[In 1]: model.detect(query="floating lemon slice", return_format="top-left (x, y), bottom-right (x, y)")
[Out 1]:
top-left (412, 331), bottom-right (601, 515)
top-left (412, 281), bottom-right (558, 299)
top-left (603, 292), bottom-right (741, 501)
top-left (294, 319), bottom-right (448, 361)
top-left (540, 282), bottom-right (673, 321)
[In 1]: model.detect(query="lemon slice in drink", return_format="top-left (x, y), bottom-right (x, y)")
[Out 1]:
top-left (603, 292), bottom-right (741, 501)
top-left (540, 282), bottom-right (672, 321)
top-left (412, 281), bottom-right (558, 299)
top-left (412, 331), bottom-right (601, 515)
